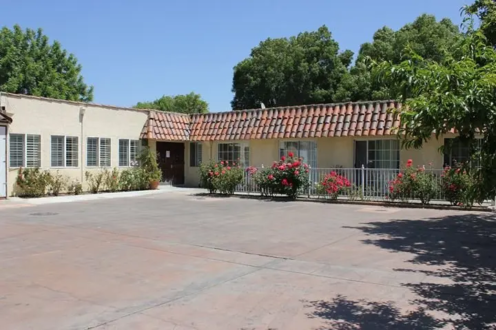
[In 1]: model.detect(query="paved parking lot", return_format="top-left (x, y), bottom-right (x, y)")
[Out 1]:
top-left (0, 191), bottom-right (495, 329)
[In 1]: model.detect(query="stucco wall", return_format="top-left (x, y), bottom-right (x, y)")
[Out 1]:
top-left (2, 95), bottom-right (148, 196)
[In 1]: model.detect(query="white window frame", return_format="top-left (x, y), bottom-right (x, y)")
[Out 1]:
top-left (190, 142), bottom-right (202, 167)
top-left (50, 135), bottom-right (79, 168)
top-left (217, 142), bottom-right (249, 167)
top-left (279, 140), bottom-right (317, 169)
top-left (86, 137), bottom-right (111, 167)
top-left (354, 139), bottom-right (400, 169)
top-left (9, 133), bottom-right (41, 168)
top-left (119, 139), bottom-right (140, 167)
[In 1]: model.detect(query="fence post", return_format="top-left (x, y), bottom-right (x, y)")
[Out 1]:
top-left (361, 165), bottom-right (365, 197)
top-left (308, 167), bottom-right (311, 198)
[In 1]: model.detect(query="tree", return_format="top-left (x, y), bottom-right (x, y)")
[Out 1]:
top-left (373, 17), bottom-right (496, 202)
top-left (231, 26), bottom-right (353, 110)
top-left (340, 15), bottom-right (462, 102)
top-left (134, 92), bottom-right (209, 114)
top-left (0, 25), bottom-right (93, 102)
top-left (465, 0), bottom-right (496, 46)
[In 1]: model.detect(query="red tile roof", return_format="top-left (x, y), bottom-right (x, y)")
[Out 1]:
top-left (142, 111), bottom-right (191, 141)
top-left (141, 101), bottom-right (401, 141)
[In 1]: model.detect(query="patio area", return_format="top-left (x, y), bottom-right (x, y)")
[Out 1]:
top-left (0, 190), bottom-right (495, 329)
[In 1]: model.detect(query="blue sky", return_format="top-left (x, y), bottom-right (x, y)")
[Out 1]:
top-left (4, 0), bottom-right (470, 111)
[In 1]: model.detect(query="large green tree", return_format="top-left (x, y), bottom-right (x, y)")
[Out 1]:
top-left (338, 14), bottom-right (462, 102)
top-left (134, 92), bottom-right (209, 114)
top-left (0, 25), bottom-right (93, 101)
top-left (374, 16), bottom-right (496, 202)
top-left (465, 0), bottom-right (496, 46)
top-left (231, 26), bottom-right (353, 110)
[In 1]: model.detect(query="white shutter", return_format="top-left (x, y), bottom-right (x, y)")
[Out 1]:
top-left (26, 134), bottom-right (41, 168)
top-left (100, 138), bottom-right (111, 167)
top-left (9, 134), bottom-right (24, 167)
top-left (51, 136), bottom-right (64, 167)
top-left (87, 137), bottom-right (98, 167)
top-left (66, 137), bottom-right (79, 167)
top-left (119, 139), bottom-right (129, 166)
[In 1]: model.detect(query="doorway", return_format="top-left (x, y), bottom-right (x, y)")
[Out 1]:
top-left (0, 126), bottom-right (6, 198)
top-left (156, 142), bottom-right (185, 185)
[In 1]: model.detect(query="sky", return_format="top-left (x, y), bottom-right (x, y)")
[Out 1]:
top-left (4, 0), bottom-right (471, 112)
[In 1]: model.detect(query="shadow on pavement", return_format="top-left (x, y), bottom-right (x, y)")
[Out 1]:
top-left (306, 213), bottom-right (496, 329)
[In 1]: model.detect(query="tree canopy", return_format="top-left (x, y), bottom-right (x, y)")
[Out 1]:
top-left (134, 92), bottom-right (209, 114)
top-left (337, 14), bottom-right (462, 102)
top-left (231, 26), bottom-right (353, 110)
top-left (0, 25), bottom-right (93, 102)
top-left (374, 14), bottom-right (496, 201)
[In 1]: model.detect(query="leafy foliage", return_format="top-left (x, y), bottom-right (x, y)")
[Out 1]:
top-left (15, 167), bottom-right (51, 197)
top-left (340, 15), bottom-right (462, 102)
top-left (231, 26), bottom-right (353, 109)
top-left (441, 165), bottom-right (478, 207)
top-left (137, 147), bottom-right (162, 182)
top-left (0, 25), bottom-right (93, 101)
top-left (85, 171), bottom-right (105, 194)
top-left (199, 160), bottom-right (243, 195)
top-left (248, 153), bottom-right (310, 199)
top-left (465, 0), bottom-right (496, 46)
top-left (134, 92), bottom-right (208, 114)
top-left (49, 171), bottom-right (68, 196)
top-left (374, 16), bottom-right (496, 201)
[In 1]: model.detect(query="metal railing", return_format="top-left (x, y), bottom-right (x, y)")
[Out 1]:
top-left (235, 166), bottom-right (450, 202)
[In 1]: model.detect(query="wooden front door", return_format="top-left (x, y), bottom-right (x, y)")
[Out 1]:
top-left (156, 142), bottom-right (185, 185)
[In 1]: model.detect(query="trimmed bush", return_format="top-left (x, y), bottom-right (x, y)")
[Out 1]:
top-left (200, 160), bottom-right (243, 195)
top-left (16, 167), bottom-right (51, 197)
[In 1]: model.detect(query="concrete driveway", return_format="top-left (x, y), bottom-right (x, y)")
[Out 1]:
top-left (0, 191), bottom-right (495, 329)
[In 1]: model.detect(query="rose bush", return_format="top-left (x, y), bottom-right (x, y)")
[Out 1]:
top-left (388, 159), bottom-right (438, 205)
top-left (441, 165), bottom-right (478, 207)
top-left (199, 160), bottom-right (243, 195)
top-left (248, 152), bottom-right (310, 199)
top-left (319, 171), bottom-right (351, 200)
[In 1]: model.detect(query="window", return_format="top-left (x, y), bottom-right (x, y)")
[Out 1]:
top-left (51, 136), bottom-right (79, 167)
top-left (100, 138), bottom-right (111, 167)
top-left (119, 139), bottom-right (140, 166)
top-left (279, 141), bottom-right (317, 169)
top-left (355, 140), bottom-right (400, 169)
top-left (26, 135), bottom-right (41, 168)
top-left (444, 138), bottom-right (481, 167)
top-left (65, 137), bottom-right (79, 167)
top-left (217, 142), bottom-right (249, 167)
top-left (51, 136), bottom-right (65, 167)
top-left (130, 140), bottom-right (139, 165)
top-left (9, 134), bottom-right (24, 167)
top-left (190, 142), bottom-right (202, 167)
top-left (87, 137), bottom-right (111, 167)
top-left (87, 137), bottom-right (98, 167)
top-left (9, 134), bottom-right (41, 168)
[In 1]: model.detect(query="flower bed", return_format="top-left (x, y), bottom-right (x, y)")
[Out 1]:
top-left (199, 160), bottom-right (244, 195)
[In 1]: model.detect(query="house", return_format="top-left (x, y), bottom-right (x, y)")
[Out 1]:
top-left (0, 92), bottom-right (469, 198)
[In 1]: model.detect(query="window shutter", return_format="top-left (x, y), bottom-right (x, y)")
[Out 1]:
top-left (87, 137), bottom-right (98, 167)
top-left (51, 136), bottom-right (64, 167)
top-left (100, 138), bottom-right (111, 167)
top-left (9, 134), bottom-right (24, 167)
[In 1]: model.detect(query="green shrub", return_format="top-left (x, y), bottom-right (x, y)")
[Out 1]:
top-left (68, 180), bottom-right (83, 195)
top-left (119, 168), bottom-right (149, 191)
top-left (16, 167), bottom-right (52, 197)
top-left (199, 160), bottom-right (243, 195)
top-left (388, 160), bottom-right (439, 205)
top-left (49, 171), bottom-right (68, 196)
top-left (85, 171), bottom-right (105, 194)
top-left (103, 168), bottom-right (120, 192)
top-left (137, 147), bottom-right (162, 183)
top-left (247, 152), bottom-right (310, 199)
top-left (441, 165), bottom-right (478, 207)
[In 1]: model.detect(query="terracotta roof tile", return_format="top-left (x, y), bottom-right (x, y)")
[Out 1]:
top-left (142, 101), bottom-right (401, 141)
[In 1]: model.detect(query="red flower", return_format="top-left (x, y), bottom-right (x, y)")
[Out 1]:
top-left (389, 186), bottom-right (394, 192)
top-left (222, 170), bottom-right (226, 174)
top-left (294, 170), bottom-right (299, 175)
top-left (208, 171), bottom-right (213, 176)
top-left (406, 159), bottom-right (413, 168)
top-left (305, 169), bottom-right (309, 173)
top-left (456, 168), bottom-right (461, 174)
top-left (398, 173), bottom-right (403, 178)
top-left (287, 163), bottom-right (292, 169)
top-left (233, 162), bottom-right (236, 166)
top-left (292, 161), bottom-right (300, 167)
top-left (227, 166), bottom-right (231, 170)
top-left (268, 174), bottom-right (274, 180)
top-left (214, 164), bottom-right (218, 167)
top-left (281, 155), bottom-right (286, 161)
top-left (215, 171), bottom-right (219, 176)
top-left (278, 165), bottom-right (285, 171)
top-left (282, 178), bottom-right (289, 186)
top-left (221, 161), bottom-right (224, 165)
top-left (288, 152), bottom-right (294, 158)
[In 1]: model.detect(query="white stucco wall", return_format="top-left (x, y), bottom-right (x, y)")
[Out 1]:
top-left (1, 94), bottom-right (149, 196)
